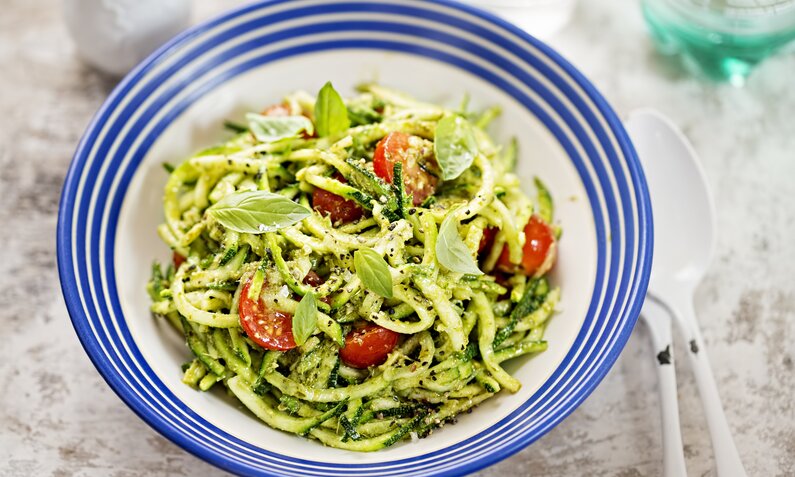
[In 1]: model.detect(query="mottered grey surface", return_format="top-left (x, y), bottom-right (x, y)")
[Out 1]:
top-left (1, 1), bottom-right (793, 476)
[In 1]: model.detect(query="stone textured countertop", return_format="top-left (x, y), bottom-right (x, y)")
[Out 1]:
top-left (1, 1), bottom-right (792, 476)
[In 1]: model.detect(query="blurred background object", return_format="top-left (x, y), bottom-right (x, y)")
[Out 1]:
top-left (63, 0), bottom-right (191, 76)
top-left (460, 0), bottom-right (578, 38)
top-left (641, 0), bottom-right (795, 85)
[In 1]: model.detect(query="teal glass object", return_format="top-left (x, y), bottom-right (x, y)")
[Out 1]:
top-left (641, 0), bottom-right (795, 84)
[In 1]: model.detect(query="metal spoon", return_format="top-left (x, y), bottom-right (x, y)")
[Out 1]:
top-left (626, 109), bottom-right (747, 477)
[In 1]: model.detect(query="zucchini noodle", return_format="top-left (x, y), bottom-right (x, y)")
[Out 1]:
top-left (147, 83), bottom-right (560, 451)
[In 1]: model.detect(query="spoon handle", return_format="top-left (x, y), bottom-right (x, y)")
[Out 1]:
top-left (641, 298), bottom-right (688, 477)
top-left (670, 299), bottom-right (748, 477)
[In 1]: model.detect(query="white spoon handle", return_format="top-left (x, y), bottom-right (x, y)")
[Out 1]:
top-left (641, 298), bottom-right (688, 477)
top-left (671, 300), bottom-right (747, 477)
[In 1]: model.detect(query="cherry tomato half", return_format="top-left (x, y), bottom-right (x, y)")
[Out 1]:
top-left (373, 132), bottom-right (439, 206)
top-left (261, 103), bottom-right (291, 117)
top-left (261, 103), bottom-right (315, 138)
top-left (239, 279), bottom-right (296, 351)
top-left (303, 271), bottom-right (333, 305)
top-left (478, 227), bottom-right (498, 254)
top-left (339, 324), bottom-right (400, 369)
top-left (497, 215), bottom-right (557, 276)
top-left (302, 270), bottom-right (325, 287)
top-left (312, 175), bottom-right (364, 225)
top-left (172, 252), bottom-right (186, 269)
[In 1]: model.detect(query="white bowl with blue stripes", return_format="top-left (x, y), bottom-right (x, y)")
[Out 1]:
top-left (57, 1), bottom-right (652, 475)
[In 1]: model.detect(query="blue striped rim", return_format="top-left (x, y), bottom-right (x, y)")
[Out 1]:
top-left (57, 1), bottom-right (652, 476)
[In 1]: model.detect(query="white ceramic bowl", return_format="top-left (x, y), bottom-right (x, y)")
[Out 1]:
top-left (57, 1), bottom-right (652, 476)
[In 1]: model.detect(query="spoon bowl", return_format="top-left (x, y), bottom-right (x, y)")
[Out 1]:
top-left (628, 110), bottom-right (717, 288)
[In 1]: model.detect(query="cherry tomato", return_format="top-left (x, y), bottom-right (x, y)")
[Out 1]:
top-left (494, 271), bottom-right (511, 289)
top-left (303, 270), bottom-right (325, 287)
top-left (172, 252), bottom-right (186, 269)
top-left (312, 174), bottom-right (364, 225)
top-left (302, 271), bottom-right (333, 304)
top-left (373, 132), bottom-right (439, 206)
top-left (261, 103), bottom-right (315, 138)
top-left (239, 279), bottom-right (296, 351)
top-left (478, 227), bottom-right (497, 254)
top-left (262, 103), bottom-right (291, 116)
top-left (312, 188), bottom-right (363, 224)
top-left (339, 324), bottom-right (400, 369)
top-left (497, 215), bottom-right (557, 276)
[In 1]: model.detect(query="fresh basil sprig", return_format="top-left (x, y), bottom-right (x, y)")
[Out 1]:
top-left (353, 249), bottom-right (393, 298)
top-left (314, 82), bottom-right (350, 137)
top-left (434, 115), bottom-right (479, 181)
top-left (207, 190), bottom-right (311, 234)
top-left (436, 209), bottom-right (483, 275)
top-left (292, 292), bottom-right (317, 346)
top-left (246, 112), bottom-right (314, 142)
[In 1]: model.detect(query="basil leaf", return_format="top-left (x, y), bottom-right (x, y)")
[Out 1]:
top-left (208, 190), bottom-right (311, 234)
top-left (314, 81), bottom-right (350, 137)
top-left (246, 113), bottom-right (314, 142)
top-left (292, 292), bottom-right (317, 346)
top-left (353, 249), bottom-right (393, 298)
top-left (436, 210), bottom-right (483, 275)
top-left (434, 115), bottom-right (479, 181)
